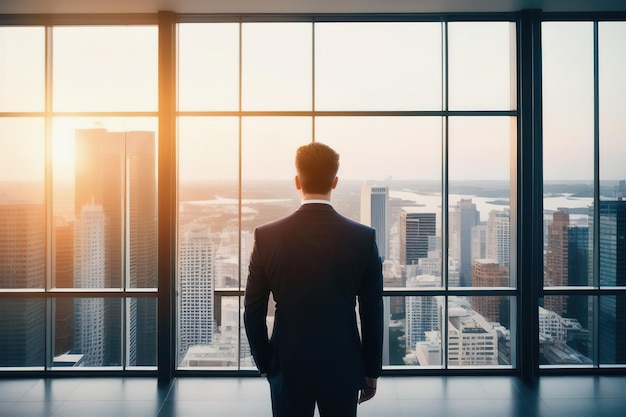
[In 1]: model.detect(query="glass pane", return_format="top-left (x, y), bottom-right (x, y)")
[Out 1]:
top-left (177, 117), bottom-right (241, 368)
top-left (542, 22), bottom-right (594, 181)
top-left (178, 295), bottom-right (240, 369)
top-left (542, 22), bottom-right (594, 292)
top-left (0, 118), bottom-right (45, 289)
top-left (448, 22), bottom-right (516, 110)
top-left (0, 299), bottom-right (45, 367)
top-left (241, 117), bottom-right (309, 223)
top-left (316, 117), bottom-right (442, 288)
top-left (448, 117), bottom-right (513, 288)
top-left (53, 26), bottom-right (158, 111)
top-left (53, 298), bottom-right (122, 368)
top-left (128, 297), bottom-right (157, 368)
top-left (598, 21), bottom-right (626, 290)
top-left (600, 295), bottom-right (626, 365)
top-left (448, 296), bottom-right (513, 368)
top-left (52, 118), bottom-right (158, 289)
top-left (315, 22), bottom-right (442, 110)
top-left (540, 296), bottom-right (592, 366)
top-left (0, 27), bottom-right (45, 112)
top-left (178, 23), bottom-right (239, 111)
top-left (177, 117), bottom-right (240, 369)
top-left (599, 22), bottom-right (626, 198)
top-left (402, 295), bottom-right (445, 368)
top-left (242, 23), bottom-right (312, 111)
top-left (178, 117), bottom-right (239, 293)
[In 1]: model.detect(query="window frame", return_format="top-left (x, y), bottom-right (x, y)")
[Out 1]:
top-left (0, 10), bottom-right (625, 383)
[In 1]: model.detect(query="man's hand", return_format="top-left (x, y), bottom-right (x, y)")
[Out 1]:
top-left (358, 377), bottom-right (377, 404)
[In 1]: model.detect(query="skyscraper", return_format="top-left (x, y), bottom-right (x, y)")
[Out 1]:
top-left (360, 185), bottom-right (389, 260)
top-left (450, 199), bottom-right (480, 287)
top-left (74, 204), bottom-right (106, 366)
top-left (54, 220), bottom-right (75, 355)
top-left (126, 131), bottom-right (157, 366)
top-left (178, 229), bottom-right (215, 363)
top-left (399, 208), bottom-right (436, 266)
top-left (405, 275), bottom-right (441, 353)
top-left (471, 224), bottom-right (487, 264)
top-left (545, 209), bottom-right (569, 316)
top-left (0, 204), bottom-right (46, 366)
top-left (567, 225), bottom-right (590, 329)
top-left (472, 259), bottom-right (509, 324)
top-left (74, 128), bottom-right (157, 366)
top-left (594, 199), bottom-right (626, 363)
top-left (486, 208), bottom-right (511, 267)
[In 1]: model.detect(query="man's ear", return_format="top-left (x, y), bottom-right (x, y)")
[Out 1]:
top-left (332, 177), bottom-right (339, 189)
top-left (295, 175), bottom-right (302, 190)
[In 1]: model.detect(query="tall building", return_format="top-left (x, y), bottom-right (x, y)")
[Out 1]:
top-left (448, 305), bottom-right (498, 366)
top-left (592, 199), bottom-right (626, 363)
top-left (472, 259), bottom-right (509, 324)
top-left (74, 129), bottom-right (125, 288)
top-left (178, 229), bottom-right (215, 363)
top-left (544, 209), bottom-right (570, 316)
top-left (54, 220), bottom-right (75, 355)
top-left (471, 224), bottom-right (487, 266)
top-left (74, 128), bottom-right (157, 366)
top-left (399, 208), bottom-right (436, 266)
top-left (450, 199), bottom-right (480, 287)
top-left (405, 275), bottom-right (441, 353)
top-left (360, 185), bottom-right (389, 260)
top-left (486, 208), bottom-right (511, 267)
top-left (0, 204), bottom-right (46, 366)
top-left (74, 204), bottom-right (106, 366)
top-left (567, 225), bottom-right (590, 328)
top-left (126, 132), bottom-right (157, 366)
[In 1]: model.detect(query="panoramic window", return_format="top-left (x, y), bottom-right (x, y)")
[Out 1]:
top-left (0, 25), bottom-right (158, 369)
top-left (176, 20), bottom-right (517, 371)
top-left (542, 20), bottom-right (626, 367)
top-left (9, 15), bottom-right (623, 375)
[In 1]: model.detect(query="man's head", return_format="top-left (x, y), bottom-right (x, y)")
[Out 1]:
top-left (295, 142), bottom-right (340, 195)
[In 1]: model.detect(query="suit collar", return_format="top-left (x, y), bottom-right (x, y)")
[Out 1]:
top-left (300, 199), bottom-right (332, 206)
top-left (296, 203), bottom-right (336, 213)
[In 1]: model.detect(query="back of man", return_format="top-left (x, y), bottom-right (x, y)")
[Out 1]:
top-left (244, 142), bottom-right (383, 417)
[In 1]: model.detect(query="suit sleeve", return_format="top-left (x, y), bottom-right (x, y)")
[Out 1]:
top-left (358, 230), bottom-right (384, 379)
top-left (243, 229), bottom-right (272, 374)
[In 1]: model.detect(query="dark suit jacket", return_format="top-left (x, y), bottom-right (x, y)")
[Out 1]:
top-left (244, 203), bottom-right (383, 396)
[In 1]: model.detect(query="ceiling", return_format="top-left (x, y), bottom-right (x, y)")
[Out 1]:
top-left (1, 0), bottom-right (626, 15)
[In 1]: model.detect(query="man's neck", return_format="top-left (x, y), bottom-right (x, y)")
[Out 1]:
top-left (300, 192), bottom-right (332, 202)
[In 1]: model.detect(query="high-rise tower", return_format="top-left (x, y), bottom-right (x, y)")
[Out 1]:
top-left (486, 208), bottom-right (511, 267)
top-left (545, 209), bottom-right (570, 316)
top-left (0, 204), bottom-right (46, 366)
top-left (179, 229), bottom-right (215, 363)
top-left (74, 204), bottom-right (106, 366)
top-left (450, 199), bottom-right (480, 287)
top-left (472, 259), bottom-right (509, 324)
top-left (74, 128), bottom-right (157, 366)
top-left (592, 199), bottom-right (626, 363)
top-left (399, 208), bottom-right (436, 266)
top-left (360, 185), bottom-right (389, 260)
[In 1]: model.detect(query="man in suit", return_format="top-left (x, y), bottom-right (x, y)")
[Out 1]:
top-left (244, 142), bottom-right (383, 417)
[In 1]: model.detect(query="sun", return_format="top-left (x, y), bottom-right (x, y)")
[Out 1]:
top-left (52, 130), bottom-right (75, 179)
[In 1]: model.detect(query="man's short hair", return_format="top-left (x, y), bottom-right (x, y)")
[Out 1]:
top-left (295, 142), bottom-right (340, 194)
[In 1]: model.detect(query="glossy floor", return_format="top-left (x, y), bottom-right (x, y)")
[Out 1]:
top-left (0, 375), bottom-right (625, 417)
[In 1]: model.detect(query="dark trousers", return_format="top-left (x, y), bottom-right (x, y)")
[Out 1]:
top-left (268, 372), bottom-right (358, 417)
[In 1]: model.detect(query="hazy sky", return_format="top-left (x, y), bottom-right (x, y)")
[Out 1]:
top-left (0, 21), bottom-right (624, 184)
